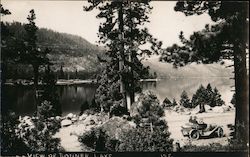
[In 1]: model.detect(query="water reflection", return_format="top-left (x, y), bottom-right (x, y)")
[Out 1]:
top-left (2, 77), bottom-right (233, 116)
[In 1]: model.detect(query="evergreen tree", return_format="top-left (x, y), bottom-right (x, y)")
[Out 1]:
top-left (22, 9), bottom-right (49, 87)
top-left (84, 0), bottom-right (162, 113)
top-left (191, 85), bottom-right (207, 108)
top-left (160, 1), bottom-right (248, 144)
top-left (211, 87), bottom-right (225, 107)
top-left (162, 97), bottom-right (172, 108)
top-left (41, 65), bottom-right (61, 116)
top-left (172, 98), bottom-right (178, 107)
top-left (0, 4), bottom-right (11, 15)
top-left (179, 90), bottom-right (191, 108)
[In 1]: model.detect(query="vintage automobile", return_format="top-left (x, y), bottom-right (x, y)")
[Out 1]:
top-left (181, 120), bottom-right (224, 140)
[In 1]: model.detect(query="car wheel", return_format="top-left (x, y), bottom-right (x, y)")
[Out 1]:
top-left (189, 129), bottom-right (200, 140)
top-left (217, 127), bottom-right (223, 137)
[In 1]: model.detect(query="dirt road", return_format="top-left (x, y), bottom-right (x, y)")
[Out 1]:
top-left (164, 110), bottom-right (235, 147)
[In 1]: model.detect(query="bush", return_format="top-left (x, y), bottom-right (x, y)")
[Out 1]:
top-left (110, 101), bottom-right (129, 117)
top-left (18, 101), bottom-right (62, 152)
top-left (127, 90), bottom-right (173, 151)
top-left (1, 112), bottom-right (30, 154)
top-left (131, 90), bottom-right (164, 123)
top-left (117, 125), bottom-right (173, 151)
top-left (78, 127), bottom-right (118, 151)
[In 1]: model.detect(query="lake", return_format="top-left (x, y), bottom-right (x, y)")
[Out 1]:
top-left (1, 77), bottom-right (234, 116)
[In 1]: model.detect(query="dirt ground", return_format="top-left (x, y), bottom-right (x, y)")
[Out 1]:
top-left (164, 109), bottom-right (235, 147)
top-left (55, 109), bottom-right (235, 151)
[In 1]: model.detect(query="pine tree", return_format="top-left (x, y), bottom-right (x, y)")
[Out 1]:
top-left (41, 64), bottom-right (61, 116)
top-left (179, 90), bottom-right (191, 108)
top-left (191, 85), bottom-right (207, 108)
top-left (162, 97), bottom-right (172, 107)
top-left (211, 87), bottom-right (225, 107)
top-left (172, 98), bottom-right (178, 107)
top-left (23, 9), bottom-right (49, 88)
top-left (84, 1), bottom-right (162, 113)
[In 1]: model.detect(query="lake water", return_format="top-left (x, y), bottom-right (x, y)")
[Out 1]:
top-left (1, 78), bottom-right (234, 116)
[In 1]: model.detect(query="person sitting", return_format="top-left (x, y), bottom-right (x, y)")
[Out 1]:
top-left (189, 116), bottom-right (198, 124)
top-left (197, 119), bottom-right (207, 130)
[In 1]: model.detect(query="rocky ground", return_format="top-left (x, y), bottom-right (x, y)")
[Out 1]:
top-left (52, 104), bottom-right (235, 151)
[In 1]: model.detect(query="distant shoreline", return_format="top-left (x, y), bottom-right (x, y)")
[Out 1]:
top-left (3, 79), bottom-right (97, 86)
top-left (3, 77), bottom-right (232, 86)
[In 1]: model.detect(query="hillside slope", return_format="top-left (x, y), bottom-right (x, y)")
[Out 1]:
top-left (4, 22), bottom-right (104, 79)
top-left (142, 56), bottom-right (233, 78)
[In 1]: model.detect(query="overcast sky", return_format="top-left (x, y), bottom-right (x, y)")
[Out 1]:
top-left (1, 1), bottom-right (216, 48)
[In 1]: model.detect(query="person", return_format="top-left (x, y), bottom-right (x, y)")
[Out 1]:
top-left (189, 116), bottom-right (198, 124)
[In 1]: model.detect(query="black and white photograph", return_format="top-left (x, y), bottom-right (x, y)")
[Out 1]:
top-left (0, 0), bottom-right (249, 156)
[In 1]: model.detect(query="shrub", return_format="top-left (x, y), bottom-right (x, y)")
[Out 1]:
top-left (78, 127), bottom-right (118, 151)
top-left (18, 101), bottom-right (62, 152)
top-left (131, 90), bottom-right (164, 123)
top-left (1, 112), bottom-right (30, 154)
top-left (117, 125), bottom-right (173, 151)
top-left (109, 101), bottom-right (129, 117)
top-left (179, 90), bottom-right (191, 108)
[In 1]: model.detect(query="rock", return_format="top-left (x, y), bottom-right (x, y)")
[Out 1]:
top-left (61, 119), bottom-right (72, 127)
top-left (184, 112), bottom-right (191, 115)
top-left (79, 114), bottom-right (87, 121)
top-left (71, 117), bottom-right (78, 122)
top-left (66, 113), bottom-right (74, 119)
top-left (128, 121), bottom-right (136, 128)
top-left (23, 116), bottom-right (31, 121)
top-left (56, 116), bottom-right (61, 120)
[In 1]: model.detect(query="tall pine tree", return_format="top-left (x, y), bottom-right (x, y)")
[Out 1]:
top-left (23, 9), bottom-right (50, 88)
top-left (84, 0), bottom-right (162, 113)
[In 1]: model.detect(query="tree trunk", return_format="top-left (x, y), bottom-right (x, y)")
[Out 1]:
top-left (233, 41), bottom-right (249, 145)
top-left (233, 6), bottom-right (249, 145)
top-left (118, 2), bottom-right (127, 110)
top-left (199, 103), bottom-right (205, 113)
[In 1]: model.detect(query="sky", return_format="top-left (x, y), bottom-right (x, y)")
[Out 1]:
top-left (1, 1), bottom-right (216, 48)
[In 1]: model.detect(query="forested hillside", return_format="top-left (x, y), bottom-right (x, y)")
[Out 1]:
top-left (3, 22), bottom-right (104, 79)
